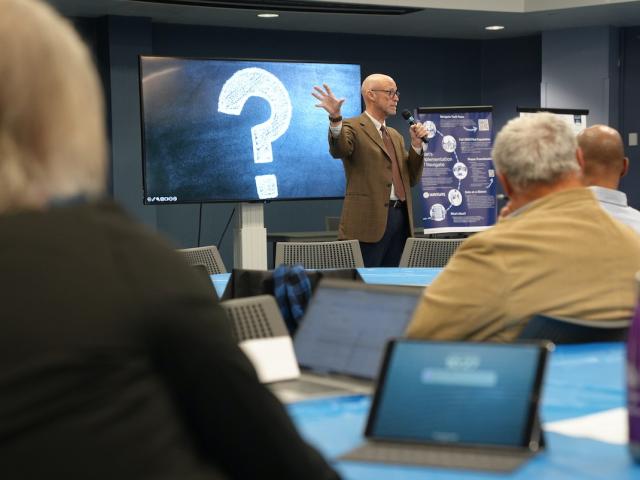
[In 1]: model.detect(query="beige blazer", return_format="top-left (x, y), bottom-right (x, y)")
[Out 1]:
top-left (329, 113), bottom-right (424, 243)
top-left (406, 188), bottom-right (640, 342)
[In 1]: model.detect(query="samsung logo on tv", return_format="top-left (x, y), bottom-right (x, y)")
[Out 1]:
top-left (147, 196), bottom-right (178, 203)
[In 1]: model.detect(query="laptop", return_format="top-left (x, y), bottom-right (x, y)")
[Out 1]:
top-left (285, 279), bottom-right (422, 395)
top-left (340, 339), bottom-right (551, 473)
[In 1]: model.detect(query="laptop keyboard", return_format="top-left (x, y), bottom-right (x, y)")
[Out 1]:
top-left (269, 377), bottom-right (361, 403)
top-left (340, 441), bottom-right (534, 472)
top-left (299, 372), bottom-right (373, 394)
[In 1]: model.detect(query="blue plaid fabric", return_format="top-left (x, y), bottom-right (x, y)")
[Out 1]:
top-left (273, 264), bottom-right (312, 334)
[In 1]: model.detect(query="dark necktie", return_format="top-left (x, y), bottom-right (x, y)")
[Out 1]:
top-left (380, 125), bottom-right (406, 201)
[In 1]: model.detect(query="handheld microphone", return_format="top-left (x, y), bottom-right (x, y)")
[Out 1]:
top-left (402, 109), bottom-right (429, 144)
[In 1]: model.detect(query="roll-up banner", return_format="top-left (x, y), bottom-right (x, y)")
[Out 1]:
top-left (416, 106), bottom-right (495, 234)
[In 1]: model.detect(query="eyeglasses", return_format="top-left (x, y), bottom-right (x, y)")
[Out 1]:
top-left (369, 89), bottom-right (400, 98)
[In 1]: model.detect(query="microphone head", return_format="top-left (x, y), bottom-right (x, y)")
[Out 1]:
top-left (401, 109), bottom-right (413, 121)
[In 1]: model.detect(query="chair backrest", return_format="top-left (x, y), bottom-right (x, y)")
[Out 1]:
top-left (324, 216), bottom-right (340, 231)
top-left (398, 238), bottom-right (465, 268)
top-left (221, 295), bottom-right (300, 383)
top-left (275, 240), bottom-right (364, 269)
top-left (178, 245), bottom-right (227, 274)
top-left (517, 313), bottom-right (630, 344)
top-left (221, 295), bottom-right (288, 342)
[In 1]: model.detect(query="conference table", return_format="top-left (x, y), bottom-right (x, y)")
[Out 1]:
top-left (288, 342), bottom-right (639, 479)
top-left (211, 267), bottom-right (443, 298)
top-left (211, 268), bottom-right (640, 477)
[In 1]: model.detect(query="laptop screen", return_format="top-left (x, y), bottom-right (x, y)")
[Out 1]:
top-left (293, 280), bottom-right (422, 379)
top-left (367, 340), bottom-right (548, 448)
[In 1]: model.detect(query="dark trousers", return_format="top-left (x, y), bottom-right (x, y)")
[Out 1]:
top-left (359, 202), bottom-right (410, 267)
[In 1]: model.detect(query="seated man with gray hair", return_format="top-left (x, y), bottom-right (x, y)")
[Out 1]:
top-left (406, 112), bottom-right (640, 342)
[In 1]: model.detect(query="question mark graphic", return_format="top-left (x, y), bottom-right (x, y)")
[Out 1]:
top-left (218, 67), bottom-right (292, 199)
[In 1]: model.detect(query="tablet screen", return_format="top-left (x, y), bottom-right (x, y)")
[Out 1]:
top-left (368, 340), bottom-right (548, 447)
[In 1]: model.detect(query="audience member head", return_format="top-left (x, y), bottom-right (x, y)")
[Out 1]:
top-left (0, 0), bottom-right (107, 214)
top-left (577, 124), bottom-right (628, 189)
top-left (492, 112), bottom-right (582, 211)
top-left (361, 73), bottom-right (398, 121)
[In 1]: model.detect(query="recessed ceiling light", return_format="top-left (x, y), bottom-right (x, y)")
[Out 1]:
top-left (257, 13), bottom-right (279, 18)
top-left (485, 25), bottom-right (505, 31)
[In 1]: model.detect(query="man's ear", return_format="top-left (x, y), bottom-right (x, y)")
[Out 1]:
top-left (497, 172), bottom-right (513, 198)
top-left (621, 157), bottom-right (629, 178)
top-left (576, 147), bottom-right (586, 170)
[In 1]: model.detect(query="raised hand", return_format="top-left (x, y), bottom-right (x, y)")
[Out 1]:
top-left (312, 83), bottom-right (345, 118)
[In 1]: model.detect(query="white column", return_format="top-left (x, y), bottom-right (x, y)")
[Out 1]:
top-left (233, 203), bottom-right (268, 270)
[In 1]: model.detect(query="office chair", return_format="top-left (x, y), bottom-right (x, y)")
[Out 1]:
top-left (517, 313), bottom-right (630, 344)
top-left (221, 295), bottom-right (289, 342)
top-left (177, 245), bottom-right (227, 274)
top-left (221, 295), bottom-right (299, 383)
top-left (398, 238), bottom-right (465, 268)
top-left (275, 240), bottom-right (364, 269)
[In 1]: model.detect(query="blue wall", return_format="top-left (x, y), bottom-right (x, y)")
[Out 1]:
top-left (480, 35), bottom-right (541, 200)
top-left (480, 35), bottom-right (541, 132)
top-left (621, 27), bottom-right (640, 209)
top-left (541, 27), bottom-right (619, 127)
top-left (81, 17), bottom-right (542, 268)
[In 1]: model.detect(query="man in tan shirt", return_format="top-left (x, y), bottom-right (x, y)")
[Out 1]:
top-left (406, 112), bottom-right (640, 342)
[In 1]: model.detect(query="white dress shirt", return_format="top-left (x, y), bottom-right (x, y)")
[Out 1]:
top-left (589, 185), bottom-right (640, 235)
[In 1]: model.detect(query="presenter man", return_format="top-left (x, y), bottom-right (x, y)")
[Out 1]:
top-left (312, 74), bottom-right (428, 267)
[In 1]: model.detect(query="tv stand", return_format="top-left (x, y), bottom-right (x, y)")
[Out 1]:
top-left (233, 202), bottom-right (268, 270)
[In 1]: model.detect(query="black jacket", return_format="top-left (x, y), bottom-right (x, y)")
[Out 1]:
top-left (0, 200), bottom-right (339, 480)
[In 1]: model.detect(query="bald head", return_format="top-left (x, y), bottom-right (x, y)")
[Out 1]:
top-left (577, 125), bottom-right (627, 188)
top-left (361, 74), bottom-right (394, 97)
top-left (360, 73), bottom-right (398, 121)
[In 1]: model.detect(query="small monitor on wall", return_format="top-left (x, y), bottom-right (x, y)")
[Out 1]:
top-left (139, 56), bottom-right (362, 204)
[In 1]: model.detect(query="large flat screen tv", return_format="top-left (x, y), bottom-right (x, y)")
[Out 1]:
top-left (139, 56), bottom-right (361, 204)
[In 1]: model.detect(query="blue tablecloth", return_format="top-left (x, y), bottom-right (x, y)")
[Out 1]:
top-left (211, 267), bottom-right (442, 297)
top-left (356, 267), bottom-right (442, 286)
top-left (210, 273), bottom-right (231, 298)
top-left (288, 343), bottom-right (640, 479)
